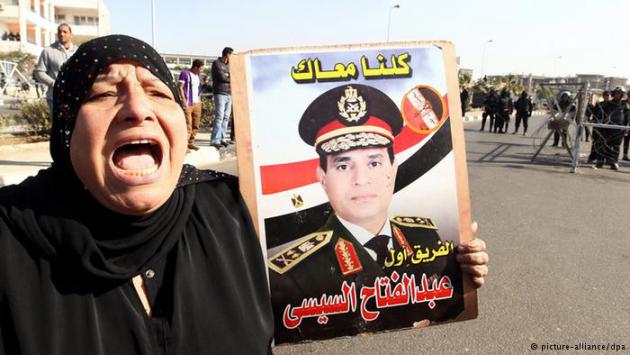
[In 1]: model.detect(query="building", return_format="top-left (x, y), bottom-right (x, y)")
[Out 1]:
top-left (160, 52), bottom-right (217, 70)
top-left (0, 0), bottom-right (110, 56)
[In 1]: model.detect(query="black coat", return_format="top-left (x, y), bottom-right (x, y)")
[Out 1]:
top-left (0, 167), bottom-right (273, 355)
top-left (268, 214), bottom-right (464, 344)
top-left (211, 59), bottom-right (231, 95)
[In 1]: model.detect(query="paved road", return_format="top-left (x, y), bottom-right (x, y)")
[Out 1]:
top-left (272, 116), bottom-right (630, 354)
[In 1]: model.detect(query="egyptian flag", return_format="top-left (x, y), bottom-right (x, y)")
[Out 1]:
top-left (261, 85), bottom-right (452, 248)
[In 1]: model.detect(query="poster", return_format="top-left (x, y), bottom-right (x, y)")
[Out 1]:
top-left (231, 42), bottom-right (477, 345)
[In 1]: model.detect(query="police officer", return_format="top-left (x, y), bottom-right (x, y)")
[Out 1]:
top-left (551, 91), bottom-right (575, 147)
top-left (267, 84), bottom-right (488, 344)
top-left (513, 90), bottom-right (533, 135)
top-left (494, 89), bottom-right (512, 133)
top-left (587, 90), bottom-right (609, 164)
top-left (480, 89), bottom-right (497, 131)
top-left (621, 91), bottom-right (630, 161)
top-left (598, 87), bottom-right (627, 170)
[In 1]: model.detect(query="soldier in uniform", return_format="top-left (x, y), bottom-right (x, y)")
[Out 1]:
top-left (494, 89), bottom-right (512, 133)
top-left (587, 90), bottom-right (609, 164)
top-left (480, 89), bottom-right (497, 131)
top-left (598, 87), bottom-right (627, 170)
top-left (551, 91), bottom-right (576, 148)
top-left (513, 91), bottom-right (533, 135)
top-left (267, 84), bottom-right (488, 344)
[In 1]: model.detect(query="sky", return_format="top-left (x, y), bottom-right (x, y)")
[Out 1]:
top-left (105, 0), bottom-right (630, 80)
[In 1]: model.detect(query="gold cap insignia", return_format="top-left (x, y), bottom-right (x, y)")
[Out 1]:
top-left (337, 86), bottom-right (367, 122)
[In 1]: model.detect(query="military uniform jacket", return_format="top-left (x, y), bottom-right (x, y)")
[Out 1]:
top-left (268, 214), bottom-right (464, 344)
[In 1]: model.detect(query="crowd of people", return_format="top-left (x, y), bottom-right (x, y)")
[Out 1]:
top-left (478, 88), bottom-right (533, 135)
top-left (1, 31), bottom-right (21, 41)
top-left (473, 85), bottom-right (630, 171)
top-left (586, 87), bottom-right (630, 170)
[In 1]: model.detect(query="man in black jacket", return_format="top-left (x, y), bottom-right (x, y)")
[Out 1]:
top-left (513, 91), bottom-right (533, 135)
top-left (598, 87), bottom-right (627, 170)
top-left (210, 47), bottom-right (233, 148)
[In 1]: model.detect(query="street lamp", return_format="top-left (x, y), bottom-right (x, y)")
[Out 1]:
top-left (151, 0), bottom-right (157, 49)
top-left (386, 4), bottom-right (400, 42)
top-left (480, 39), bottom-right (493, 79)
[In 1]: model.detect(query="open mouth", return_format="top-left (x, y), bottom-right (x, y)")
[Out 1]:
top-left (112, 139), bottom-right (163, 177)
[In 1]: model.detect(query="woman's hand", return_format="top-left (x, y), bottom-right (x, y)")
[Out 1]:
top-left (456, 221), bottom-right (489, 288)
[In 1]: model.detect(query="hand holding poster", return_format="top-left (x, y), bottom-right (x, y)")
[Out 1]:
top-left (231, 41), bottom-right (477, 345)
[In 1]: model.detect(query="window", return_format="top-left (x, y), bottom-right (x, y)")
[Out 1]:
top-left (164, 57), bottom-right (178, 65)
top-left (74, 16), bottom-right (80, 25)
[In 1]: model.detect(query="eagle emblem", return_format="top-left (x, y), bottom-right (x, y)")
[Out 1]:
top-left (337, 86), bottom-right (367, 122)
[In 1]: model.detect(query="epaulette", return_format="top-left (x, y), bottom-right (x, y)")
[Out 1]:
top-left (390, 216), bottom-right (438, 229)
top-left (268, 231), bottom-right (333, 274)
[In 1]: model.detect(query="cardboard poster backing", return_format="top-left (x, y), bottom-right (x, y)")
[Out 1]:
top-left (231, 41), bottom-right (477, 345)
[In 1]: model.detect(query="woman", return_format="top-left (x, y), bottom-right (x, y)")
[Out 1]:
top-left (0, 35), bottom-right (273, 354)
top-left (1, 35), bottom-right (488, 354)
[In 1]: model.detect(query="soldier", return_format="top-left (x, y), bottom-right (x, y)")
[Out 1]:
top-left (621, 91), bottom-right (630, 161)
top-left (513, 91), bottom-right (533, 135)
top-left (598, 87), bottom-right (627, 170)
top-left (587, 90), bottom-right (609, 164)
top-left (551, 91), bottom-right (575, 147)
top-left (267, 84), bottom-right (488, 344)
top-left (480, 89), bottom-right (497, 131)
top-left (494, 89), bottom-right (512, 133)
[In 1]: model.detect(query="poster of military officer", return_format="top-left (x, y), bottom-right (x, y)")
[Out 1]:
top-left (231, 42), bottom-right (481, 345)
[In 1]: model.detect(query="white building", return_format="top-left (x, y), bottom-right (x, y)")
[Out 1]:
top-left (0, 0), bottom-right (110, 56)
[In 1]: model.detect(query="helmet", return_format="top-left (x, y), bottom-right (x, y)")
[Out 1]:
top-left (611, 86), bottom-right (625, 95)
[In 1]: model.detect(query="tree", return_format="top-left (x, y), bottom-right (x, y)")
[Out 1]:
top-left (0, 51), bottom-right (37, 78)
top-left (458, 70), bottom-right (472, 88)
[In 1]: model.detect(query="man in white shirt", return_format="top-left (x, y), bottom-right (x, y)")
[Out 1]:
top-left (178, 59), bottom-right (204, 151)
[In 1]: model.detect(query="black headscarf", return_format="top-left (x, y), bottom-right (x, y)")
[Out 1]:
top-left (17, 35), bottom-right (201, 280)
top-left (50, 34), bottom-right (183, 173)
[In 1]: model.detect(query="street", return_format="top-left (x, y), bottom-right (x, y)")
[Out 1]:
top-left (272, 116), bottom-right (630, 354)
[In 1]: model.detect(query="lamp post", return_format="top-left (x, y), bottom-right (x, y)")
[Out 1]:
top-left (480, 39), bottom-right (493, 79)
top-left (151, 0), bottom-right (156, 49)
top-left (386, 4), bottom-right (400, 42)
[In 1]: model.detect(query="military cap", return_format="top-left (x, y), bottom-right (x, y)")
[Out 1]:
top-left (298, 84), bottom-right (403, 154)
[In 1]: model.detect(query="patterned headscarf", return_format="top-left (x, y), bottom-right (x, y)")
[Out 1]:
top-left (50, 34), bottom-right (183, 172)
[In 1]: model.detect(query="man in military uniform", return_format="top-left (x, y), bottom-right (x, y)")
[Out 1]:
top-left (587, 90), bottom-right (609, 164)
top-left (598, 87), bottom-right (627, 170)
top-left (494, 89), bottom-right (512, 133)
top-left (480, 89), bottom-right (497, 131)
top-left (267, 84), bottom-right (488, 344)
top-left (513, 91), bottom-right (533, 135)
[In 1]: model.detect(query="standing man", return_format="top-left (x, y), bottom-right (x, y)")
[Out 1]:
top-left (480, 89), bottom-right (496, 132)
top-left (621, 91), bottom-right (630, 161)
top-left (598, 87), bottom-right (627, 170)
top-left (178, 59), bottom-right (204, 151)
top-left (210, 47), bottom-right (234, 148)
top-left (34, 24), bottom-right (76, 114)
top-left (513, 91), bottom-right (533, 135)
top-left (588, 90), bottom-right (609, 164)
top-left (460, 87), bottom-right (469, 117)
top-left (494, 89), bottom-right (512, 133)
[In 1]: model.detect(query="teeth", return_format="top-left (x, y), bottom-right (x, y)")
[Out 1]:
top-left (120, 165), bottom-right (159, 177)
top-left (127, 139), bottom-right (153, 145)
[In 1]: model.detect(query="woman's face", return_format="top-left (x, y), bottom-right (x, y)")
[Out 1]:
top-left (70, 62), bottom-right (187, 215)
